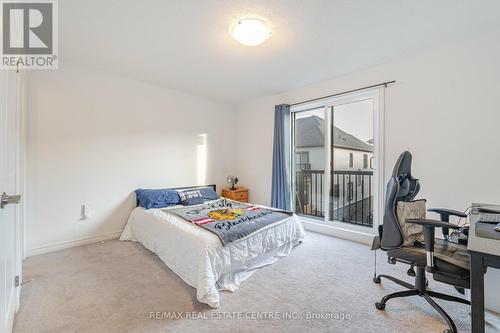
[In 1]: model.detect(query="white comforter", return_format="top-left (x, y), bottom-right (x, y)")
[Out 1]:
top-left (120, 202), bottom-right (305, 307)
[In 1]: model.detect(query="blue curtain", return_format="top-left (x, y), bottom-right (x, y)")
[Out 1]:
top-left (271, 104), bottom-right (292, 211)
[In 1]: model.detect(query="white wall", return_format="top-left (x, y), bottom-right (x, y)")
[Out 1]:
top-left (235, 33), bottom-right (500, 311)
top-left (26, 63), bottom-right (236, 255)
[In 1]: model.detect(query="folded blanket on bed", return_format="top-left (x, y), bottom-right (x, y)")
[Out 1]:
top-left (166, 199), bottom-right (293, 246)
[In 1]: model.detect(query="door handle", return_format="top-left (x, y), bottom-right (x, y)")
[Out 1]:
top-left (370, 156), bottom-right (375, 170)
top-left (1, 192), bottom-right (21, 209)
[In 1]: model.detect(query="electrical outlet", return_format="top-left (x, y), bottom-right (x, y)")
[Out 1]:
top-left (80, 204), bottom-right (89, 220)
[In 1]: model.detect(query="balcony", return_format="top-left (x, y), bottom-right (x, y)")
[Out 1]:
top-left (294, 169), bottom-right (373, 227)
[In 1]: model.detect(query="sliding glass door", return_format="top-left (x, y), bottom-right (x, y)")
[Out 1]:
top-left (291, 89), bottom-right (383, 231)
top-left (292, 108), bottom-right (326, 218)
top-left (329, 97), bottom-right (374, 227)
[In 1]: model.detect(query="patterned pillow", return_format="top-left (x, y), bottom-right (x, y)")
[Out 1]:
top-left (178, 190), bottom-right (202, 204)
top-left (396, 199), bottom-right (426, 245)
top-left (183, 196), bottom-right (204, 206)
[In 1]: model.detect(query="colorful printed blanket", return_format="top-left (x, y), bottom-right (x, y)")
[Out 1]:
top-left (166, 199), bottom-right (293, 246)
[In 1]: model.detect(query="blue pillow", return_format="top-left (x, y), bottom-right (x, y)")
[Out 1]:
top-left (135, 189), bottom-right (180, 209)
top-left (135, 188), bottom-right (147, 198)
top-left (199, 187), bottom-right (219, 200)
top-left (183, 196), bottom-right (204, 206)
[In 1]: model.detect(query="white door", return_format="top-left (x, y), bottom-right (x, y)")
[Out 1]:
top-left (0, 68), bottom-right (22, 333)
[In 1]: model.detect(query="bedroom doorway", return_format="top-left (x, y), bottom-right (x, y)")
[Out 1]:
top-left (0, 68), bottom-right (24, 332)
top-left (291, 87), bottom-right (384, 234)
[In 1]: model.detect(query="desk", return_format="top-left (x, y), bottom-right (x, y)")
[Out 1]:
top-left (468, 203), bottom-right (500, 333)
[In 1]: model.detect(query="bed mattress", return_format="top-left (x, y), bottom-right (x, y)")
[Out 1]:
top-left (119, 201), bottom-right (305, 307)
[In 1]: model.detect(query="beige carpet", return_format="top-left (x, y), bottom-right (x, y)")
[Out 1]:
top-left (14, 232), bottom-right (500, 333)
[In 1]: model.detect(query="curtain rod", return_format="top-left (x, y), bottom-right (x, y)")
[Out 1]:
top-left (289, 80), bottom-right (396, 107)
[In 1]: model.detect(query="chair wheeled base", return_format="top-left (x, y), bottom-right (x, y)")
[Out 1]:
top-left (373, 266), bottom-right (470, 333)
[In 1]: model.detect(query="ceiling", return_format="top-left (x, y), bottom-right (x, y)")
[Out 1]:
top-left (60, 0), bottom-right (500, 103)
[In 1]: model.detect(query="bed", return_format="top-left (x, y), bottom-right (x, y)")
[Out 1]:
top-left (119, 185), bottom-right (305, 308)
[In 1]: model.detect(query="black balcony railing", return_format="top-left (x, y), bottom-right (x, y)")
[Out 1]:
top-left (295, 169), bottom-right (373, 227)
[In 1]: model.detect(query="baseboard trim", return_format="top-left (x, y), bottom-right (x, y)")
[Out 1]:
top-left (301, 218), bottom-right (375, 246)
top-left (27, 231), bottom-right (123, 257)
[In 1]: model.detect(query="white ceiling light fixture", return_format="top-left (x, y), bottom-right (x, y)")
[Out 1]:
top-left (231, 18), bottom-right (272, 46)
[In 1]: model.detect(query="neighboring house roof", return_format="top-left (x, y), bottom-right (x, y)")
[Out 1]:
top-left (295, 115), bottom-right (373, 152)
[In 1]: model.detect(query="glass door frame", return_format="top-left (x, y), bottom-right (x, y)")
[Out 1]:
top-left (290, 87), bottom-right (385, 234)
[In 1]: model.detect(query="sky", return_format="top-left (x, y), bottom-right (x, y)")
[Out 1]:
top-left (334, 99), bottom-right (373, 142)
top-left (294, 98), bottom-right (374, 142)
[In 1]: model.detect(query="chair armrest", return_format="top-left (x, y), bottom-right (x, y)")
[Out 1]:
top-left (427, 208), bottom-right (467, 219)
top-left (406, 218), bottom-right (460, 229)
top-left (427, 208), bottom-right (466, 240)
top-left (406, 219), bottom-right (459, 273)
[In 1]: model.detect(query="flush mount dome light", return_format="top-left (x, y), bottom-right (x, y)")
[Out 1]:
top-left (231, 18), bottom-right (272, 46)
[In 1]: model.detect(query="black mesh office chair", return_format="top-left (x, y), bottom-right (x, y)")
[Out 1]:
top-left (373, 151), bottom-right (470, 333)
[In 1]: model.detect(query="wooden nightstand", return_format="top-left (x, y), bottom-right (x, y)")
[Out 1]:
top-left (221, 187), bottom-right (249, 203)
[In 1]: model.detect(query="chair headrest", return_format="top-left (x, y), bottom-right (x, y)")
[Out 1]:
top-left (393, 151), bottom-right (412, 178)
top-left (392, 151), bottom-right (419, 201)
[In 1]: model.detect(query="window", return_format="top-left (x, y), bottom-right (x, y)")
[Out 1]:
top-left (295, 151), bottom-right (310, 170)
top-left (291, 87), bottom-right (383, 229)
